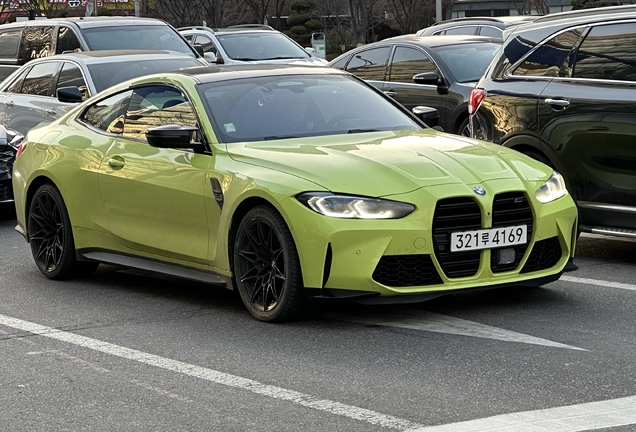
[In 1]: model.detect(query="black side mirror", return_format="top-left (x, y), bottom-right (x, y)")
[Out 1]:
top-left (146, 124), bottom-right (204, 151)
top-left (412, 106), bottom-right (440, 128)
top-left (413, 72), bottom-right (442, 86)
top-left (57, 86), bottom-right (83, 103)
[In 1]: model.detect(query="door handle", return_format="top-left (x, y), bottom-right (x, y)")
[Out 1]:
top-left (107, 157), bottom-right (125, 169)
top-left (46, 109), bottom-right (57, 116)
top-left (383, 90), bottom-right (397, 97)
top-left (4, 100), bottom-right (14, 107)
top-left (544, 98), bottom-right (570, 109)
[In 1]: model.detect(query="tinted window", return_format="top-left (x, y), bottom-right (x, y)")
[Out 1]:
top-left (513, 28), bottom-right (583, 77)
top-left (434, 42), bottom-right (501, 82)
top-left (389, 47), bottom-right (437, 82)
top-left (57, 62), bottom-right (88, 99)
top-left (18, 26), bottom-right (55, 64)
top-left (193, 35), bottom-right (218, 55)
top-left (21, 62), bottom-right (58, 96)
top-left (81, 25), bottom-right (195, 57)
top-left (480, 26), bottom-right (502, 38)
top-left (216, 33), bottom-right (309, 60)
top-left (200, 74), bottom-right (419, 143)
top-left (82, 90), bottom-right (132, 133)
top-left (0, 30), bottom-right (20, 57)
top-left (86, 57), bottom-right (202, 93)
top-left (329, 55), bottom-right (350, 69)
top-left (122, 86), bottom-right (198, 141)
top-left (56, 27), bottom-right (82, 54)
top-left (572, 23), bottom-right (636, 82)
top-left (345, 47), bottom-right (390, 80)
top-left (5, 67), bottom-right (30, 93)
top-left (445, 26), bottom-right (477, 35)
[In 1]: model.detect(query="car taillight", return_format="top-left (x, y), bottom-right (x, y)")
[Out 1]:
top-left (14, 141), bottom-right (27, 159)
top-left (468, 89), bottom-right (486, 115)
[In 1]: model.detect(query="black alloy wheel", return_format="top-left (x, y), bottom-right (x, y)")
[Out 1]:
top-left (233, 205), bottom-right (304, 322)
top-left (28, 184), bottom-right (98, 279)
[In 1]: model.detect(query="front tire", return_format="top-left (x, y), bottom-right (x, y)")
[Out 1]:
top-left (28, 184), bottom-right (98, 280)
top-left (233, 205), bottom-right (304, 322)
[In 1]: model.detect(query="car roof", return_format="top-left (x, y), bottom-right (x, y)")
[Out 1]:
top-left (376, 34), bottom-right (502, 47)
top-left (151, 64), bottom-right (351, 85)
top-left (427, 15), bottom-right (539, 28)
top-left (0, 17), bottom-right (171, 29)
top-left (178, 25), bottom-right (277, 35)
top-left (509, 4), bottom-right (636, 35)
top-left (22, 50), bottom-right (197, 66)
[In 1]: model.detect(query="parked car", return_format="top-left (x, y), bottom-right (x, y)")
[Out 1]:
top-left (470, 4), bottom-right (636, 239)
top-left (0, 50), bottom-right (205, 212)
top-left (329, 35), bottom-right (501, 135)
top-left (13, 65), bottom-right (577, 322)
top-left (416, 16), bottom-right (539, 39)
top-left (178, 25), bottom-right (328, 66)
top-left (0, 17), bottom-right (206, 82)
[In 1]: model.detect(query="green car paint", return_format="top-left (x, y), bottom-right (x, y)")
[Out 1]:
top-left (12, 67), bottom-right (578, 321)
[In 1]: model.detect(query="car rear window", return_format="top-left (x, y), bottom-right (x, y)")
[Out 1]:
top-left (433, 42), bottom-right (501, 82)
top-left (81, 25), bottom-right (196, 57)
top-left (87, 57), bottom-right (202, 92)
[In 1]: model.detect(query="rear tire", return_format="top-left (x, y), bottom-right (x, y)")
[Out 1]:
top-left (232, 205), bottom-right (304, 322)
top-left (28, 184), bottom-right (98, 280)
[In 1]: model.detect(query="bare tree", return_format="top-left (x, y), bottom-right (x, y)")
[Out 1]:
top-left (155, 0), bottom-right (202, 27)
top-left (385, 0), bottom-right (432, 34)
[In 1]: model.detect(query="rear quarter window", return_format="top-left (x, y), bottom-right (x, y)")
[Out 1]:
top-left (0, 30), bottom-right (20, 58)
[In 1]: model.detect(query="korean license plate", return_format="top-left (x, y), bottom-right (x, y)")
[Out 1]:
top-left (450, 225), bottom-right (527, 252)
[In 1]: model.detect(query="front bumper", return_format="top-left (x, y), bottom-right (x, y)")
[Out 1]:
top-left (281, 179), bottom-right (578, 298)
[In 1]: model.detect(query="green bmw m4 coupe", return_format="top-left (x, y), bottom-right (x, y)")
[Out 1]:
top-left (12, 65), bottom-right (578, 322)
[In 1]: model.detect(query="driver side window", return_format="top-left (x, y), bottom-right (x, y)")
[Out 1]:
top-left (121, 86), bottom-right (198, 142)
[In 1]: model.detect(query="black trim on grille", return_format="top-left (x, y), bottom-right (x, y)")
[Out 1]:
top-left (372, 254), bottom-right (443, 287)
top-left (490, 192), bottom-right (533, 273)
top-left (521, 237), bottom-right (562, 274)
top-left (432, 197), bottom-right (481, 278)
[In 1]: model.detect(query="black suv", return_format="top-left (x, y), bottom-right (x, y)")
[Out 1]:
top-left (0, 17), bottom-right (203, 81)
top-left (470, 5), bottom-right (636, 238)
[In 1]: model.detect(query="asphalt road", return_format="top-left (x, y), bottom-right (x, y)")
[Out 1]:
top-left (1, 210), bottom-right (636, 432)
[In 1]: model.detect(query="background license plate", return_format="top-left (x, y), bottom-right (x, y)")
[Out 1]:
top-left (450, 225), bottom-right (527, 252)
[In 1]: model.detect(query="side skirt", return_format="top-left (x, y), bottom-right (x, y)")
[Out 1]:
top-left (77, 248), bottom-right (230, 288)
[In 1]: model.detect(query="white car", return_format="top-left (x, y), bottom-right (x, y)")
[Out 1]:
top-left (179, 25), bottom-right (328, 66)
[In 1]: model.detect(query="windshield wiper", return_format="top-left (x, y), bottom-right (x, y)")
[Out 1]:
top-left (347, 129), bottom-right (381, 134)
top-left (263, 135), bottom-right (301, 140)
top-left (233, 57), bottom-right (258, 61)
top-left (260, 56), bottom-right (306, 60)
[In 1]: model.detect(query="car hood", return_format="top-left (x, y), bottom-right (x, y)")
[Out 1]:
top-left (226, 130), bottom-right (536, 196)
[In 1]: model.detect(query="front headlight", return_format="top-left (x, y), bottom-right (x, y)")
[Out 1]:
top-left (535, 171), bottom-right (567, 204)
top-left (297, 193), bottom-right (415, 219)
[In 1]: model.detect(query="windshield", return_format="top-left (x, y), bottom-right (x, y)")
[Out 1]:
top-left (199, 74), bottom-right (421, 143)
top-left (81, 25), bottom-right (196, 57)
top-left (87, 58), bottom-right (203, 93)
top-left (433, 42), bottom-right (501, 82)
top-left (216, 33), bottom-right (310, 61)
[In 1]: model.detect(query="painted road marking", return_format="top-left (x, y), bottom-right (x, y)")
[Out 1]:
top-left (0, 313), bottom-right (423, 430)
top-left (404, 395), bottom-right (636, 432)
top-left (340, 309), bottom-right (585, 351)
top-left (561, 275), bottom-right (636, 292)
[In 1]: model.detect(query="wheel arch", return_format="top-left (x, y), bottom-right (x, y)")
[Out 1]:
top-left (24, 175), bottom-right (59, 239)
top-left (500, 134), bottom-right (561, 171)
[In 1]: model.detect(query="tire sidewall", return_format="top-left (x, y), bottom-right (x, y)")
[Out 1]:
top-left (28, 184), bottom-right (76, 279)
top-left (233, 206), bottom-right (301, 322)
